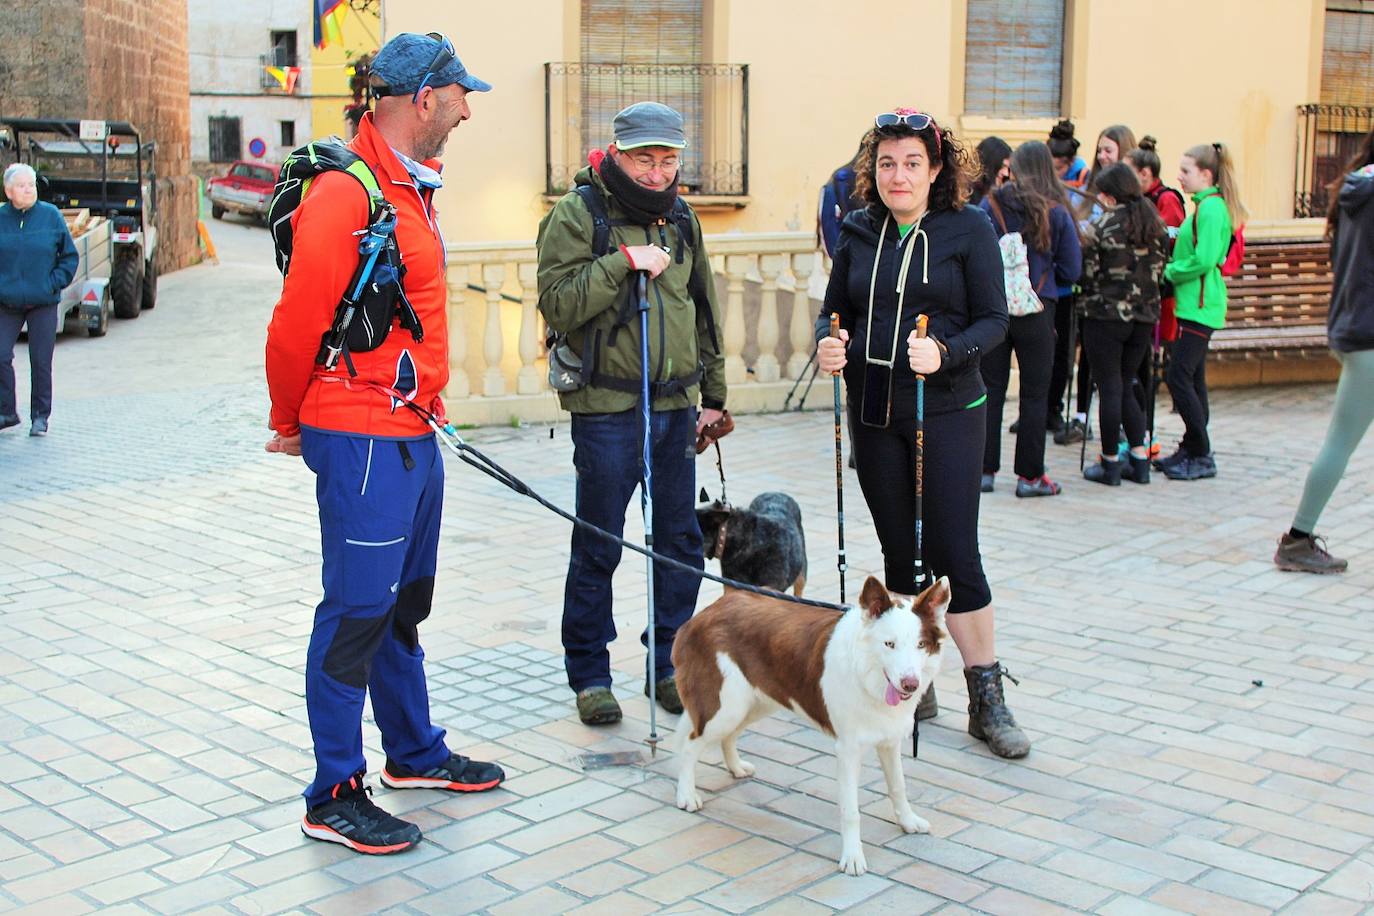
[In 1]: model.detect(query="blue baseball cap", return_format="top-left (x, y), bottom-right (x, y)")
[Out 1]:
top-left (371, 32), bottom-right (491, 97)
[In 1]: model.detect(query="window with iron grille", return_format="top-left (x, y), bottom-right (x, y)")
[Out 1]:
top-left (964, 0), bottom-right (1066, 118)
top-left (208, 116), bottom-right (241, 163)
top-left (1296, 2), bottom-right (1374, 214)
top-left (545, 0), bottom-right (748, 196)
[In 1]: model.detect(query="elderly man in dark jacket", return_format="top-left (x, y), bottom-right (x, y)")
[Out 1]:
top-left (537, 102), bottom-right (726, 726)
top-left (0, 163), bottom-right (78, 437)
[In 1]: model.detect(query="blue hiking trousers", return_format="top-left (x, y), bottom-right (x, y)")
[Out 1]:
top-left (299, 428), bottom-right (450, 808)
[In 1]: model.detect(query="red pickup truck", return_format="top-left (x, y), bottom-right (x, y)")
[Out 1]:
top-left (207, 161), bottom-right (280, 222)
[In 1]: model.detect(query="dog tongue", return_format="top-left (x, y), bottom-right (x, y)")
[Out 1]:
top-left (885, 682), bottom-right (903, 707)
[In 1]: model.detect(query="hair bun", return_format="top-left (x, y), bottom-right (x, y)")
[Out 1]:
top-left (1050, 119), bottom-right (1076, 140)
top-left (1139, 135), bottom-right (1158, 151)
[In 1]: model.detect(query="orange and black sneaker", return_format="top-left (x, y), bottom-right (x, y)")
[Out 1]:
top-left (301, 773), bottom-right (421, 855)
top-left (380, 752), bottom-right (505, 793)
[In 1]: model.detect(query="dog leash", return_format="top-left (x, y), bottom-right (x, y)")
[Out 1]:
top-left (315, 376), bottom-right (849, 612)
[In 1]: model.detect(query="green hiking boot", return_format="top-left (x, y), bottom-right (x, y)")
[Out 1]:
top-left (576, 687), bottom-right (622, 725)
top-left (645, 675), bottom-right (684, 714)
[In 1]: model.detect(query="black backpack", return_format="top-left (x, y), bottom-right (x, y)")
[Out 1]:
top-left (545, 184), bottom-right (718, 392)
top-left (267, 138), bottom-right (421, 371)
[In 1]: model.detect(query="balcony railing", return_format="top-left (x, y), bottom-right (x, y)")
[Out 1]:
top-left (544, 62), bottom-right (749, 197)
top-left (442, 234), bottom-right (821, 426)
top-left (1295, 103), bottom-right (1374, 216)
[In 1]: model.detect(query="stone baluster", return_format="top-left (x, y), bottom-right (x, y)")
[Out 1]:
top-left (789, 252), bottom-right (817, 378)
top-left (516, 261), bottom-right (541, 395)
top-left (722, 254), bottom-right (751, 385)
top-left (445, 265), bottom-right (470, 399)
top-left (482, 262), bottom-right (506, 397)
top-left (755, 253), bottom-right (787, 383)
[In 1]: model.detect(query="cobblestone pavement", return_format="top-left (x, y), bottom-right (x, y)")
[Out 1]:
top-left (1, 219), bottom-right (1372, 914)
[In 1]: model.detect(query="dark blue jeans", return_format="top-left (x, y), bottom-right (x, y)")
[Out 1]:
top-left (563, 407), bottom-right (703, 692)
top-left (0, 303), bottom-right (58, 422)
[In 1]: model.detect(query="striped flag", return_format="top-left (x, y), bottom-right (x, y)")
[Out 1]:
top-left (313, 0), bottom-right (348, 49)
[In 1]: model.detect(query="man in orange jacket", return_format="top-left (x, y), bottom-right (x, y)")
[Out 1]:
top-left (264, 32), bottom-right (503, 855)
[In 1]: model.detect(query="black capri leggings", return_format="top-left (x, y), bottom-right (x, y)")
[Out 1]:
top-left (849, 402), bottom-right (993, 614)
top-left (1082, 318), bottom-right (1153, 454)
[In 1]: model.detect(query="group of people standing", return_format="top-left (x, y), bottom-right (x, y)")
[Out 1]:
top-left (966, 119), bottom-right (1247, 493)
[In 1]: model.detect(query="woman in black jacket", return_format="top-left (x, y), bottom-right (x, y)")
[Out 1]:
top-left (1274, 127), bottom-right (1374, 574)
top-left (816, 109), bottom-right (1028, 759)
top-left (1077, 163), bottom-right (1167, 486)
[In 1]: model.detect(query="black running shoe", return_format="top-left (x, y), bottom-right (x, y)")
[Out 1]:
top-left (1153, 444), bottom-right (1188, 471)
top-left (380, 752), bottom-right (505, 793)
top-left (301, 773), bottom-right (421, 855)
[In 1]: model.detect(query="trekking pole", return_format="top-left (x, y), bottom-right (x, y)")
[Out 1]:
top-left (1062, 302), bottom-right (1079, 432)
top-left (637, 272), bottom-right (659, 755)
top-left (829, 313), bottom-right (847, 604)
top-left (913, 314), bottom-right (933, 758)
top-left (782, 345), bottom-right (817, 411)
top-left (794, 350), bottom-right (824, 411)
top-left (913, 314), bottom-right (933, 594)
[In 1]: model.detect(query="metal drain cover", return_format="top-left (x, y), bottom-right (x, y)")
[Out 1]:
top-left (576, 750), bottom-right (647, 769)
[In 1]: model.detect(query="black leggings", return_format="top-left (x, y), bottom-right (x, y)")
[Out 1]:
top-left (849, 403), bottom-right (992, 614)
top-left (1050, 295), bottom-right (1092, 418)
top-left (1082, 319), bottom-right (1152, 455)
top-left (1166, 319), bottom-right (1213, 456)
top-left (981, 307), bottom-right (1056, 479)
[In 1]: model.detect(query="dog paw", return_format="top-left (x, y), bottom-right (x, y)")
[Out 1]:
top-left (676, 790), bottom-right (703, 812)
top-left (728, 760), bottom-right (755, 778)
top-left (837, 848), bottom-right (868, 876)
top-left (898, 811), bottom-right (930, 834)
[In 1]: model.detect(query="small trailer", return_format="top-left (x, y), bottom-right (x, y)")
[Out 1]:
top-left (57, 209), bottom-right (114, 337)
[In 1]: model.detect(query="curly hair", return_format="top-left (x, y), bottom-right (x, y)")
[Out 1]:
top-left (851, 118), bottom-right (977, 214)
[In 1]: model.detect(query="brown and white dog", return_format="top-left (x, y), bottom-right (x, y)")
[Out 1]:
top-left (672, 575), bottom-right (950, 876)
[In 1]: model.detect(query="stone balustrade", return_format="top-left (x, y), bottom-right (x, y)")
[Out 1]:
top-left (444, 232), bottom-right (827, 426)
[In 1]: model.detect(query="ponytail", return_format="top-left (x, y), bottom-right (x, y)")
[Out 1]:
top-left (1184, 142), bottom-right (1248, 226)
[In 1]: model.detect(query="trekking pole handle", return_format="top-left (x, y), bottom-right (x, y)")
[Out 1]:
top-left (828, 313), bottom-right (841, 376)
top-left (913, 315), bottom-right (929, 380)
top-left (637, 271), bottom-right (650, 313)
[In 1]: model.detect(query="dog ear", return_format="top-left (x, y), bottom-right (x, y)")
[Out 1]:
top-left (699, 487), bottom-right (710, 504)
top-left (914, 576), bottom-right (951, 620)
top-left (859, 576), bottom-right (893, 619)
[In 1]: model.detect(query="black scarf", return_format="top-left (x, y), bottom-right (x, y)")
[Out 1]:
top-left (599, 148), bottom-right (679, 224)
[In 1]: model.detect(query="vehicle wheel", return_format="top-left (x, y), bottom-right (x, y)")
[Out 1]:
top-left (212, 204), bottom-right (225, 220)
top-left (88, 288), bottom-right (110, 337)
top-left (141, 258), bottom-right (158, 309)
top-left (111, 247), bottom-right (145, 319)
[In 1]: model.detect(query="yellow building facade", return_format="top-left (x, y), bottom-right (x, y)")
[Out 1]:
top-left (380, 0), bottom-right (1344, 246)
top-left (309, 5), bottom-right (384, 140)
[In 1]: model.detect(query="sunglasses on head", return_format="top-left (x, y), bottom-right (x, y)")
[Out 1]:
top-left (412, 32), bottom-right (456, 103)
top-left (874, 111), bottom-right (942, 157)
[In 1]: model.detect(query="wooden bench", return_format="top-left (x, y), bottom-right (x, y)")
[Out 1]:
top-left (1211, 238), bottom-right (1332, 361)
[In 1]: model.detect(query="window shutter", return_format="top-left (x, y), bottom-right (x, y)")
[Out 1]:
top-left (1322, 3), bottom-right (1374, 106)
top-left (964, 0), bottom-right (1065, 118)
top-left (579, 1), bottom-right (705, 186)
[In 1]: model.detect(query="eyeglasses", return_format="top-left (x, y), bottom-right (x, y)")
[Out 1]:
top-left (412, 32), bottom-right (456, 103)
top-left (874, 111), bottom-right (942, 157)
top-left (625, 152), bottom-right (680, 172)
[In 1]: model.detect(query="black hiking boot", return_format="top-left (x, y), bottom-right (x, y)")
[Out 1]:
top-left (964, 663), bottom-right (1030, 759)
top-left (1083, 457), bottom-right (1123, 486)
top-left (916, 685), bottom-right (938, 721)
top-left (302, 773), bottom-right (421, 855)
top-left (1121, 454), bottom-right (1151, 484)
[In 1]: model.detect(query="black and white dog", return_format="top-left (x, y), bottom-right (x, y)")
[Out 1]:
top-left (697, 491), bottom-right (807, 596)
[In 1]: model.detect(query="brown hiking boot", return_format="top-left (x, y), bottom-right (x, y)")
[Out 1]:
top-left (645, 675), bottom-right (684, 714)
top-left (1274, 533), bottom-right (1348, 574)
top-left (576, 687), bottom-right (622, 725)
top-left (964, 663), bottom-right (1030, 759)
top-left (916, 685), bottom-right (938, 721)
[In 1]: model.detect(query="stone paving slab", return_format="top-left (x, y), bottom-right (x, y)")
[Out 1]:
top-left (1, 219), bottom-right (1372, 913)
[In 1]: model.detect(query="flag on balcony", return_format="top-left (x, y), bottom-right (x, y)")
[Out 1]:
top-left (264, 65), bottom-right (301, 93)
top-left (314, 0), bottom-right (348, 49)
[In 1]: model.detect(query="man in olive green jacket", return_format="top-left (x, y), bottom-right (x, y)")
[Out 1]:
top-left (536, 102), bottom-right (726, 726)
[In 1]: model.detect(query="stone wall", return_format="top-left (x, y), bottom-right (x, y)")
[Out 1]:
top-left (0, 0), bottom-right (198, 272)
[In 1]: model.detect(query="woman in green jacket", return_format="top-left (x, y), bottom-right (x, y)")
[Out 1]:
top-left (1156, 142), bottom-right (1247, 481)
